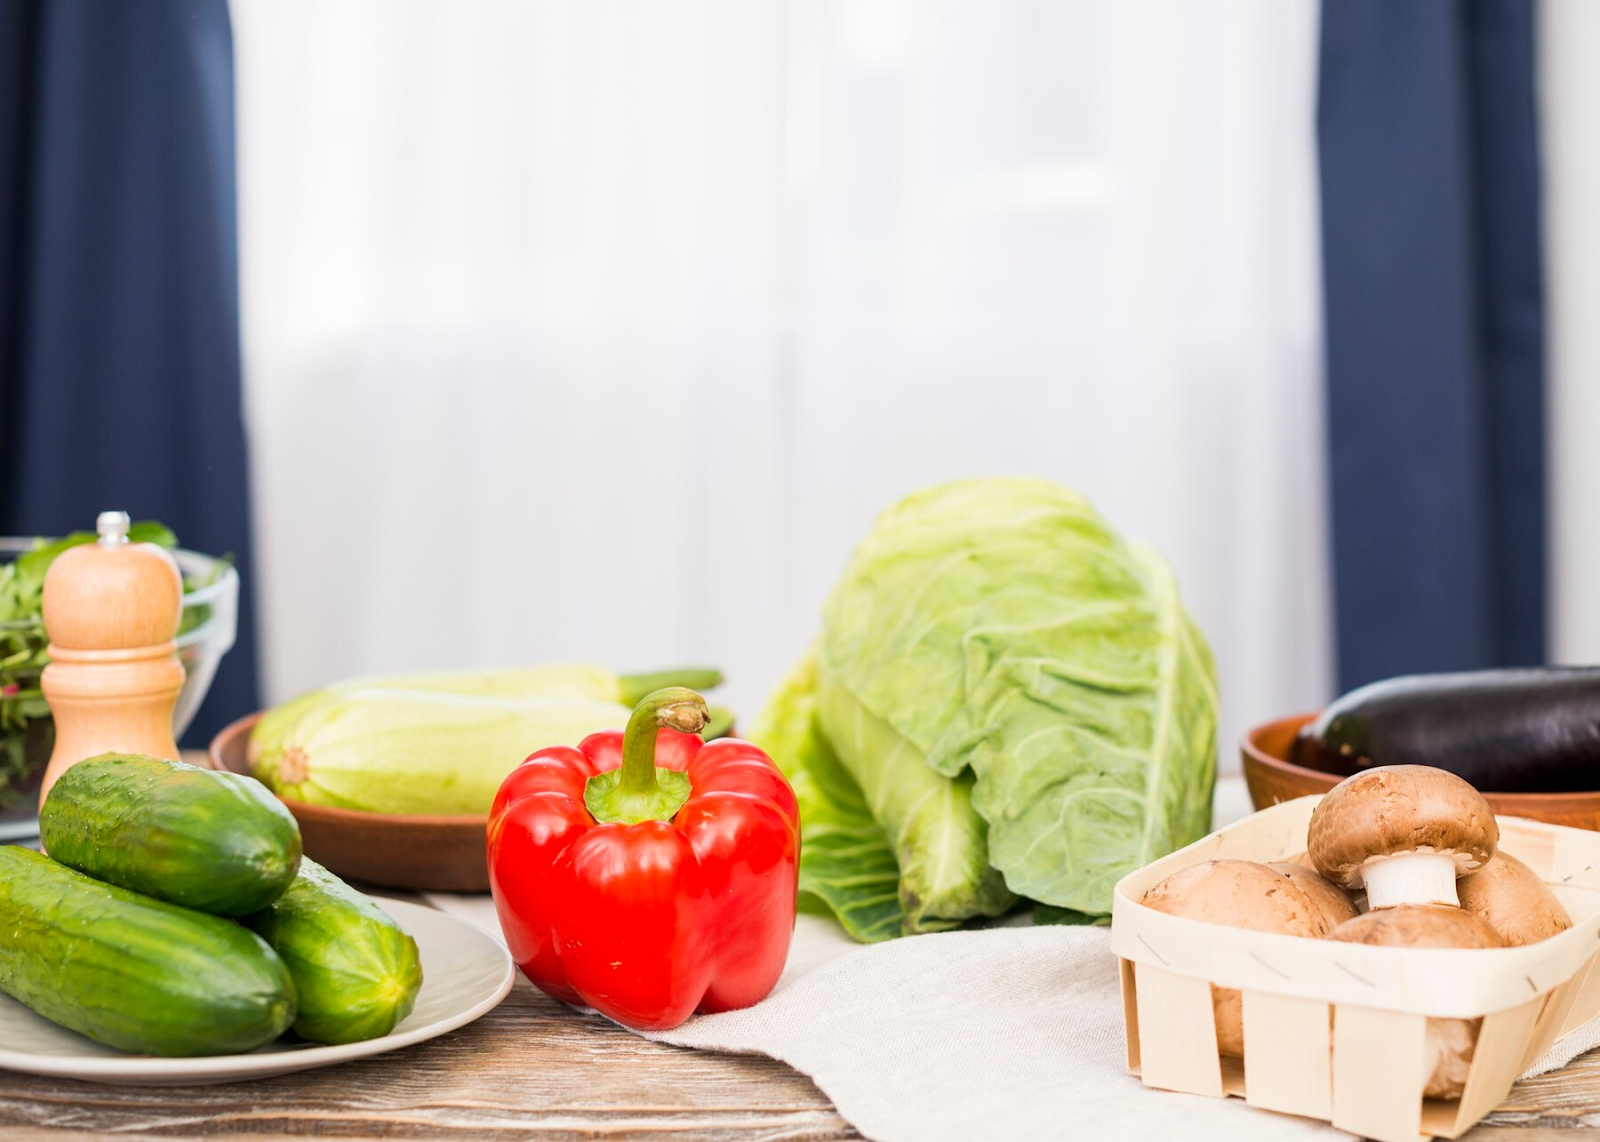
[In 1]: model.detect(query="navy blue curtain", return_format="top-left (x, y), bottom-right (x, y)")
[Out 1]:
top-left (0, 0), bottom-right (259, 744)
top-left (1318, 0), bottom-right (1546, 691)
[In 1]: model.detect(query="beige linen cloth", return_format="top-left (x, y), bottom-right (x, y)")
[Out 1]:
top-left (428, 779), bottom-right (1600, 1141)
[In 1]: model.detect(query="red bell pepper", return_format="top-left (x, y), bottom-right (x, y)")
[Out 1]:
top-left (487, 687), bottom-right (800, 1030)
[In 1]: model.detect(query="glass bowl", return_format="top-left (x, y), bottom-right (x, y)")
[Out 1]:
top-left (0, 539), bottom-right (238, 839)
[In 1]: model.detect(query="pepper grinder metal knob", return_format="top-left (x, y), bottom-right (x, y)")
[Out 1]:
top-left (38, 511), bottom-right (185, 806)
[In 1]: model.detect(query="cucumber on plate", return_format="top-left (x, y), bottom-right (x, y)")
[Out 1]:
top-left (0, 847), bottom-right (297, 1056)
top-left (245, 858), bottom-right (423, 1044)
top-left (39, 753), bottom-right (302, 917)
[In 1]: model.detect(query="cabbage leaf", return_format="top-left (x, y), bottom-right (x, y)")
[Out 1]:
top-left (749, 651), bottom-right (906, 941)
top-left (757, 477), bottom-right (1218, 938)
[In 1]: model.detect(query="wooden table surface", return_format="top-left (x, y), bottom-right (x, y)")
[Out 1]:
top-left (3, 960), bottom-right (1600, 1142)
top-left (0, 966), bottom-right (857, 1141)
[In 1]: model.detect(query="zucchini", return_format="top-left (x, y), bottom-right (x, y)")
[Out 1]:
top-left (40, 753), bottom-right (301, 916)
top-left (1294, 667), bottom-right (1600, 792)
top-left (0, 847), bottom-right (297, 1056)
top-left (244, 858), bottom-right (422, 1044)
top-left (249, 665), bottom-right (729, 815)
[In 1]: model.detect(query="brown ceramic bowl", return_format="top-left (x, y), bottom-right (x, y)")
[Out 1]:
top-left (210, 712), bottom-right (491, 892)
top-left (1242, 713), bottom-right (1600, 831)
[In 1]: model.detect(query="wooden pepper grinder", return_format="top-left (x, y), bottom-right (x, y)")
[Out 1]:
top-left (38, 511), bottom-right (184, 806)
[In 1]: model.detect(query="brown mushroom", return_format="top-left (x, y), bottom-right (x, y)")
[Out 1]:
top-left (1328, 905), bottom-right (1505, 1098)
top-left (1307, 765), bottom-right (1497, 910)
top-left (1141, 859), bottom-right (1327, 1056)
top-left (1457, 852), bottom-right (1572, 946)
top-left (1268, 861), bottom-right (1360, 930)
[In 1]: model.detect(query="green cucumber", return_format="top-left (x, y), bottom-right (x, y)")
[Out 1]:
top-left (244, 858), bottom-right (422, 1044)
top-left (0, 847), bottom-right (297, 1055)
top-left (40, 753), bottom-right (301, 917)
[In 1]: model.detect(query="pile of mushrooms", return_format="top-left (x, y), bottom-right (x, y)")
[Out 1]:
top-left (1141, 764), bottom-right (1573, 1099)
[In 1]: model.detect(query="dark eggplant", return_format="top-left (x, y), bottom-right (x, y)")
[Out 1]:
top-left (1293, 667), bottom-right (1600, 793)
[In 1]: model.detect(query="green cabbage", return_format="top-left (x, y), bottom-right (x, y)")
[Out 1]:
top-left (751, 478), bottom-right (1218, 940)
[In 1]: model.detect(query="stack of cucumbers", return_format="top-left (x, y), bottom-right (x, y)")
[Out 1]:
top-left (0, 754), bottom-right (423, 1056)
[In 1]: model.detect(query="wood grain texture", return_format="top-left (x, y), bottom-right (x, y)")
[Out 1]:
top-left (5, 977), bottom-right (1600, 1140)
top-left (1472, 1056), bottom-right (1600, 1136)
top-left (0, 977), bottom-right (857, 1140)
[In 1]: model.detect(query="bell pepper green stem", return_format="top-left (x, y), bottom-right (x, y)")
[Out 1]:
top-left (584, 687), bottom-right (708, 825)
top-left (617, 668), bottom-right (723, 707)
top-left (619, 688), bottom-right (707, 795)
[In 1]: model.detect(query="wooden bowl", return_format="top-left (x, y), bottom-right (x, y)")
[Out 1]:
top-left (1242, 713), bottom-right (1600, 831)
top-left (210, 713), bottom-right (491, 892)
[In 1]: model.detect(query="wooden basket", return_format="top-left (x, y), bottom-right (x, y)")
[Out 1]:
top-left (1110, 795), bottom-right (1600, 1142)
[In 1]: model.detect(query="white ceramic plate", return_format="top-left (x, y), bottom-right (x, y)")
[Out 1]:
top-left (0, 898), bottom-right (514, 1085)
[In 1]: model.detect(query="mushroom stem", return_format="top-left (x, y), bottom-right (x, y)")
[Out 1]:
top-left (1363, 852), bottom-right (1460, 910)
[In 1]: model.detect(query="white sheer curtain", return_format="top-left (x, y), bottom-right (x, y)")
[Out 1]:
top-left (233, 0), bottom-right (1329, 768)
top-left (1540, 0), bottom-right (1600, 664)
